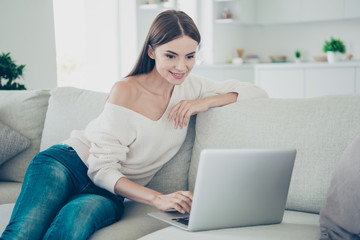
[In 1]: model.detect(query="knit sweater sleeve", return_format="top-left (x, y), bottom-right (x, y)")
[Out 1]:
top-left (84, 103), bottom-right (136, 194)
top-left (188, 75), bottom-right (269, 101)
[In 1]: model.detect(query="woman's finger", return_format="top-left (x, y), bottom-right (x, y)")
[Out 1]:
top-left (180, 107), bottom-right (192, 129)
top-left (175, 192), bottom-right (192, 212)
top-left (174, 101), bottom-right (187, 129)
top-left (171, 198), bottom-right (191, 214)
top-left (183, 111), bottom-right (192, 127)
top-left (168, 103), bottom-right (180, 121)
top-left (182, 191), bottom-right (194, 200)
top-left (176, 105), bottom-right (187, 129)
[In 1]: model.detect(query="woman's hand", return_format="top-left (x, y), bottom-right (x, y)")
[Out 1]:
top-left (168, 99), bottom-right (209, 129)
top-left (152, 191), bottom-right (193, 214)
top-left (168, 93), bottom-right (238, 129)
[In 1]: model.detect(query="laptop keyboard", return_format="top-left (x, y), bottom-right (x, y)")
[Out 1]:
top-left (172, 217), bottom-right (189, 226)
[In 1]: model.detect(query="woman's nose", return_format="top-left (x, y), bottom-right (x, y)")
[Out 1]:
top-left (175, 59), bottom-right (186, 71)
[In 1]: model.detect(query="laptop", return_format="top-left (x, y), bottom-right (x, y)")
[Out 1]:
top-left (148, 148), bottom-right (296, 232)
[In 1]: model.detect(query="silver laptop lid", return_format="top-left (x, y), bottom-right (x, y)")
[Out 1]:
top-left (188, 148), bottom-right (296, 231)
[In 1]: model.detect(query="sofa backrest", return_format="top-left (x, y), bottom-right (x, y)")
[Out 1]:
top-left (40, 87), bottom-right (108, 151)
top-left (40, 87), bottom-right (195, 194)
top-left (0, 90), bottom-right (50, 182)
top-left (189, 95), bottom-right (360, 214)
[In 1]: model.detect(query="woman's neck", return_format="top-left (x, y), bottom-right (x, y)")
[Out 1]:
top-left (137, 69), bottom-right (174, 99)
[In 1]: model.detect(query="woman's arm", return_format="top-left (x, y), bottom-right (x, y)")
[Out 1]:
top-left (168, 92), bottom-right (238, 129)
top-left (115, 177), bottom-right (193, 214)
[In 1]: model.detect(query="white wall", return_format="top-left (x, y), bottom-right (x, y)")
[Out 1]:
top-left (213, 24), bottom-right (245, 64)
top-left (0, 0), bottom-right (57, 90)
top-left (119, 0), bottom-right (137, 78)
top-left (242, 19), bottom-right (360, 63)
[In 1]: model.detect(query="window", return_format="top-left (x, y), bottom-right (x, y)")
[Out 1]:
top-left (53, 0), bottom-right (197, 92)
top-left (53, 0), bottom-right (122, 92)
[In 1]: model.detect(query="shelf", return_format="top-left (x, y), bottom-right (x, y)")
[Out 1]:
top-left (254, 61), bottom-right (360, 69)
top-left (138, 4), bottom-right (159, 10)
top-left (138, 2), bottom-right (174, 10)
top-left (214, 19), bottom-right (241, 24)
top-left (195, 63), bottom-right (254, 69)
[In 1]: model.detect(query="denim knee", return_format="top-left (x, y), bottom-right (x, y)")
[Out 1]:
top-left (43, 194), bottom-right (124, 240)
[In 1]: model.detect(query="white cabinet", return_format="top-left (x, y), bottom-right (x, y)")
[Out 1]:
top-left (256, 0), bottom-right (300, 24)
top-left (192, 65), bottom-right (254, 83)
top-left (344, 0), bottom-right (360, 19)
top-left (300, 0), bottom-right (343, 22)
top-left (233, 0), bottom-right (360, 25)
top-left (305, 68), bottom-right (355, 97)
top-left (356, 67), bottom-right (360, 94)
top-left (255, 63), bottom-right (360, 99)
top-left (255, 69), bottom-right (304, 98)
top-left (209, 0), bottom-right (360, 27)
top-left (213, 0), bottom-right (255, 24)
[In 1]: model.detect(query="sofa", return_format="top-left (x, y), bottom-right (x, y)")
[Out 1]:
top-left (0, 86), bottom-right (360, 240)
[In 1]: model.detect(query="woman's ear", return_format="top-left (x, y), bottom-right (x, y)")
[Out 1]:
top-left (148, 45), bottom-right (155, 59)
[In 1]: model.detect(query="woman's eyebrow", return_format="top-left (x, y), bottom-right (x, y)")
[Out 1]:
top-left (165, 50), bottom-right (196, 56)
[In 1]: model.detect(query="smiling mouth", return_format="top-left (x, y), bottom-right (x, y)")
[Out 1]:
top-left (170, 71), bottom-right (186, 79)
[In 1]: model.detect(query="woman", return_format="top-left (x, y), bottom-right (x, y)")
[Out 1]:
top-left (1, 10), bottom-right (267, 240)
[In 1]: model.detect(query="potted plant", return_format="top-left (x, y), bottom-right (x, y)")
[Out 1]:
top-left (0, 52), bottom-right (26, 90)
top-left (295, 50), bottom-right (301, 63)
top-left (323, 37), bottom-right (346, 64)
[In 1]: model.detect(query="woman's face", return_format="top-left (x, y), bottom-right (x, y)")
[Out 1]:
top-left (149, 36), bottom-right (198, 85)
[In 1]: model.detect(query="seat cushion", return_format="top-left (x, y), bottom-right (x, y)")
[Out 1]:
top-left (0, 200), bottom-right (168, 240)
top-left (189, 95), bottom-right (360, 213)
top-left (0, 203), bottom-right (15, 234)
top-left (0, 182), bottom-right (22, 204)
top-left (138, 210), bottom-right (320, 240)
top-left (0, 90), bottom-right (50, 182)
top-left (90, 200), bottom-right (168, 240)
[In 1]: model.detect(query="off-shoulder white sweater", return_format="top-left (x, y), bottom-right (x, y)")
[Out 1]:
top-left (63, 75), bottom-right (268, 194)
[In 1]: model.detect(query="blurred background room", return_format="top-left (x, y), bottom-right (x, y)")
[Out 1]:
top-left (1, 0), bottom-right (360, 97)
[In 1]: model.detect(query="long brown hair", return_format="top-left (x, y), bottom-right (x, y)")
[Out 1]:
top-left (127, 10), bottom-right (201, 77)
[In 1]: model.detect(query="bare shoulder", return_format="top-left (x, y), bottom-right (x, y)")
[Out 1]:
top-left (107, 77), bottom-right (138, 107)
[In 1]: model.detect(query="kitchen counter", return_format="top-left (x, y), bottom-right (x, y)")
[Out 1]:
top-left (254, 62), bottom-right (360, 98)
top-left (194, 61), bottom-right (360, 70)
top-left (192, 62), bottom-right (360, 98)
top-left (193, 64), bottom-right (254, 69)
top-left (254, 61), bottom-right (360, 69)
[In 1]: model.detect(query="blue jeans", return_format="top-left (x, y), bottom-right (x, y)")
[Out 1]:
top-left (1, 145), bottom-right (124, 240)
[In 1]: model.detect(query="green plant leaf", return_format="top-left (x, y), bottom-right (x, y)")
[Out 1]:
top-left (323, 37), bottom-right (346, 53)
top-left (0, 52), bottom-right (26, 90)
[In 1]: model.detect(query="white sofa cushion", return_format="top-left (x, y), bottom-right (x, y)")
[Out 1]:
top-left (0, 182), bottom-right (22, 204)
top-left (0, 90), bottom-right (50, 182)
top-left (40, 87), bottom-right (108, 150)
top-left (189, 95), bottom-right (360, 213)
top-left (0, 201), bottom-right (168, 240)
top-left (90, 200), bottom-right (168, 240)
top-left (0, 203), bottom-right (15, 234)
top-left (319, 133), bottom-right (360, 239)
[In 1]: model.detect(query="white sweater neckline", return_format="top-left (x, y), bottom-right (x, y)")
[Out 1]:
top-left (105, 85), bottom-right (177, 123)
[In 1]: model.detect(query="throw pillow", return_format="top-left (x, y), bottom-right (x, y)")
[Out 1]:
top-left (319, 134), bottom-right (360, 240)
top-left (0, 121), bottom-right (31, 166)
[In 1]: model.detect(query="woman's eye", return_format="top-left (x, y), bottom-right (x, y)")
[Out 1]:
top-left (187, 55), bottom-right (195, 59)
top-left (166, 54), bottom-right (175, 59)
